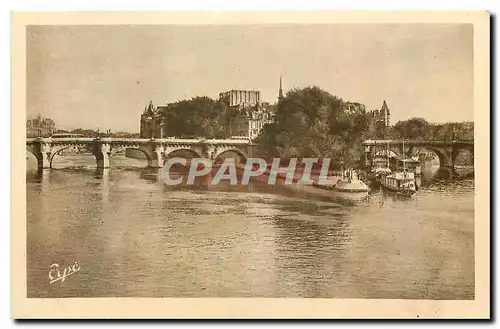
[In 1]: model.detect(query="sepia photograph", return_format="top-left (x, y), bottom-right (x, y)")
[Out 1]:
top-left (11, 11), bottom-right (490, 318)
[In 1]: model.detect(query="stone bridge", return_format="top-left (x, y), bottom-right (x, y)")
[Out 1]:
top-left (26, 137), bottom-right (253, 170)
top-left (362, 139), bottom-right (474, 176)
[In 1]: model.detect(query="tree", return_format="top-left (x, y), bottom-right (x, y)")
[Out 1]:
top-left (387, 119), bottom-right (473, 141)
top-left (160, 97), bottom-right (217, 138)
top-left (256, 86), bottom-right (373, 168)
top-left (392, 118), bottom-right (432, 140)
top-left (158, 96), bottom-right (243, 138)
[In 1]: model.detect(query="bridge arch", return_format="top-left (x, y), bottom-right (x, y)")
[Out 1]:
top-left (432, 148), bottom-right (449, 166)
top-left (110, 145), bottom-right (128, 157)
top-left (164, 147), bottom-right (202, 159)
top-left (213, 148), bottom-right (248, 164)
top-left (454, 148), bottom-right (474, 165)
top-left (26, 145), bottom-right (40, 170)
top-left (418, 147), bottom-right (450, 167)
top-left (26, 144), bottom-right (37, 158)
top-left (109, 146), bottom-right (151, 159)
top-left (108, 146), bottom-right (153, 168)
top-left (411, 147), bottom-right (440, 161)
top-left (49, 145), bottom-right (94, 168)
top-left (369, 144), bottom-right (403, 158)
top-left (25, 147), bottom-right (38, 170)
top-left (410, 146), bottom-right (459, 179)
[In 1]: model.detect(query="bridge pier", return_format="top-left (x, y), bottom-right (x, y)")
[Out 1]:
top-left (147, 144), bottom-right (165, 168)
top-left (26, 139), bottom-right (52, 170)
top-left (37, 148), bottom-right (52, 170)
top-left (92, 142), bottom-right (111, 169)
top-left (437, 165), bottom-right (458, 179)
top-left (205, 145), bottom-right (217, 160)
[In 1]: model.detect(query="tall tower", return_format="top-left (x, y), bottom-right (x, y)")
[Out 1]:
top-left (278, 76), bottom-right (284, 103)
top-left (381, 100), bottom-right (390, 126)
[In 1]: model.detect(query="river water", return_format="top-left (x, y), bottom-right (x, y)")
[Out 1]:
top-left (26, 154), bottom-right (474, 299)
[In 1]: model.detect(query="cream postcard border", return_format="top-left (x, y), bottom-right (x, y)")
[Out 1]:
top-left (11, 11), bottom-right (490, 319)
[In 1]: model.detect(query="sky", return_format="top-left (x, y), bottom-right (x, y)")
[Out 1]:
top-left (26, 24), bottom-right (473, 132)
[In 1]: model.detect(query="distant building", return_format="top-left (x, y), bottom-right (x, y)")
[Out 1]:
top-left (218, 90), bottom-right (261, 107)
top-left (26, 115), bottom-right (56, 137)
top-left (219, 88), bottom-right (276, 140)
top-left (369, 100), bottom-right (391, 127)
top-left (140, 79), bottom-right (282, 141)
top-left (342, 101), bottom-right (367, 115)
top-left (140, 101), bottom-right (163, 138)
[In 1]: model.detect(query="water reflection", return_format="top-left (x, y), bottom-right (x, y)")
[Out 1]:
top-left (271, 211), bottom-right (351, 297)
top-left (26, 154), bottom-right (475, 299)
top-left (139, 168), bottom-right (163, 184)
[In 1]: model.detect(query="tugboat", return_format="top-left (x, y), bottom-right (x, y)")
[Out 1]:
top-left (380, 139), bottom-right (417, 197)
top-left (380, 170), bottom-right (417, 197)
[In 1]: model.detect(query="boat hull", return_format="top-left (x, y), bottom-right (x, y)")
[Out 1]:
top-left (268, 179), bottom-right (369, 203)
top-left (334, 187), bottom-right (370, 193)
top-left (332, 190), bottom-right (369, 202)
top-left (381, 184), bottom-right (416, 196)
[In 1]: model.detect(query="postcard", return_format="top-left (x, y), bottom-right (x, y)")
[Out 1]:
top-left (11, 11), bottom-right (490, 319)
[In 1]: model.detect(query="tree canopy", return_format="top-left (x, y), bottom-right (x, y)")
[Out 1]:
top-left (256, 86), bottom-right (375, 167)
top-left (385, 118), bottom-right (473, 141)
top-left (157, 96), bottom-right (245, 138)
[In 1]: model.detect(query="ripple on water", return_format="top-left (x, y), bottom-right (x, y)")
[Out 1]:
top-left (26, 157), bottom-right (475, 299)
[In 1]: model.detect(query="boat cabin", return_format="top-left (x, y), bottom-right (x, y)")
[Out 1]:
top-left (389, 156), bottom-right (421, 175)
top-left (382, 171), bottom-right (416, 188)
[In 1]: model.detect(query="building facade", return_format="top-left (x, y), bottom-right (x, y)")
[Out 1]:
top-left (140, 101), bottom-right (163, 138)
top-left (369, 100), bottom-right (391, 127)
top-left (219, 90), bottom-right (261, 107)
top-left (26, 115), bottom-right (56, 137)
top-left (342, 101), bottom-right (367, 115)
top-left (219, 90), bottom-right (274, 140)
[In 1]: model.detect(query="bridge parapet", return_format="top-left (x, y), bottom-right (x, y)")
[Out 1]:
top-left (362, 139), bottom-right (474, 146)
top-left (26, 137), bottom-right (252, 145)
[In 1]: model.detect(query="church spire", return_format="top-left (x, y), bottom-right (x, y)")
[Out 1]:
top-left (381, 100), bottom-right (390, 126)
top-left (381, 100), bottom-right (389, 112)
top-left (278, 76), bottom-right (284, 103)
